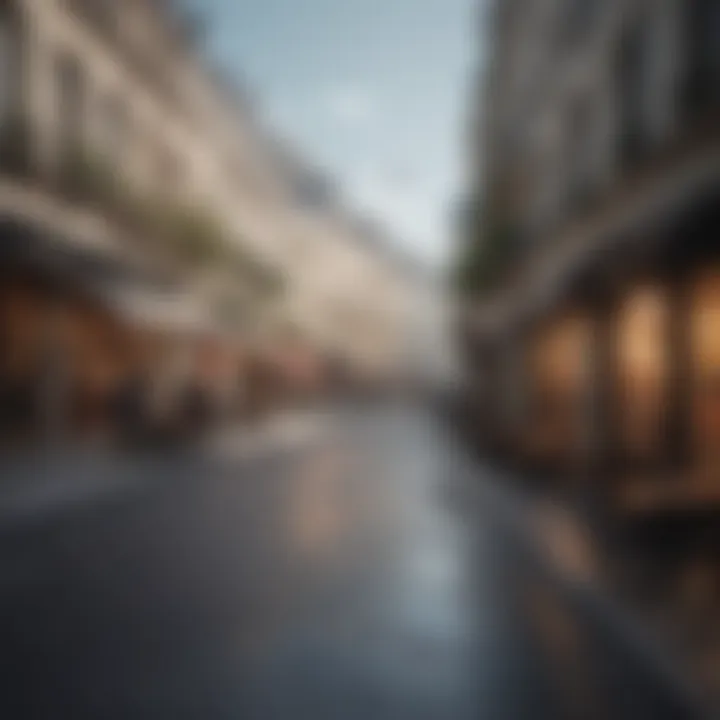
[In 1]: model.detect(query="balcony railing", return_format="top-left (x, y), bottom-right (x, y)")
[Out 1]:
top-left (556, 112), bottom-right (720, 248)
top-left (0, 117), bottom-right (283, 302)
top-left (473, 112), bottom-right (720, 329)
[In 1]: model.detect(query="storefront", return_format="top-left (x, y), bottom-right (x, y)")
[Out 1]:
top-left (527, 314), bottom-right (592, 475)
top-left (690, 268), bottom-right (720, 472)
top-left (614, 284), bottom-right (670, 472)
top-left (473, 185), bottom-right (720, 517)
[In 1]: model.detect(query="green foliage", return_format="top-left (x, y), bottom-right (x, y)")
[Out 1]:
top-left (28, 130), bottom-right (287, 299)
top-left (0, 115), bottom-right (283, 303)
top-left (130, 196), bottom-right (286, 298)
top-left (166, 205), bottom-right (226, 266)
top-left (453, 196), bottom-right (518, 297)
top-left (225, 243), bottom-right (285, 299)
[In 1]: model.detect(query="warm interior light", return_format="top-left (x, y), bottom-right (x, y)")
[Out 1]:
top-left (691, 270), bottom-right (720, 461)
top-left (616, 285), bottom-right (668, 457)
top-left (619, 287), bottom-right (668, 384)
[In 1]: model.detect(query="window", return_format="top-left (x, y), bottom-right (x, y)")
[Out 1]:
top-left (565, 94), bottom-right (596, 212)
top-left (0, 18), bottom-right (12, 124)
top-left (56, 53), bottom-right (85, 148)
top-left (557, 0), bottom-right (602, 49)
top-left (682, 0), bottom-right (720, 117)
top-left (100, 94), bottom-right (129, 160)
top-left (0, 4), bottom-right (20, 124)
top-left (616, 20), bottom-right (652, 169)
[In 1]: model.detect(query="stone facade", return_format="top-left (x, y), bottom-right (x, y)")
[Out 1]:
top-left (0, 0), bottom-right (416, 413)
top-left (467, 0), bottom-right (720, 516)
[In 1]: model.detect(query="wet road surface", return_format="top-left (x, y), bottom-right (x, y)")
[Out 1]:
top-left (0, 404), bottom-right (558, 719)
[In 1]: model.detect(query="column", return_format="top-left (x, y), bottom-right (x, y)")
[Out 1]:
top-left (497, 329), bottom-right (529, 464)
top-left (663, 273), bottom-right (692, 472)
top-left (584, 298), bottom-right (617, 476)
top-left (580, 295), bottom-right (618, 523)
top-left (20, 1), bottom-right (55, 176)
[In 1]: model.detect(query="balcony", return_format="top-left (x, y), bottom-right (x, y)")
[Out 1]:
top-left (0, 115), bottom-right (282, 310)
top-left (496, 114), bottom-right (720, 323)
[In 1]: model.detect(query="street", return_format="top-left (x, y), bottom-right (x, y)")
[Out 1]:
top-left (1, 0), bottom-right (716, 717)
top-left (0, 404), bottom-right (559, 720)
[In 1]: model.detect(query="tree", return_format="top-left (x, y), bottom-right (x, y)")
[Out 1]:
top-left (224, 242), bottom-right (285, 300)
top-left (155, 204), bottom-right (226, 267)
top-left (452, 193), bottom-right (519, 297)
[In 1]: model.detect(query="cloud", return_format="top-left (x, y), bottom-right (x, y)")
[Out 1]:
top-left (322, 84), bottom-right (376, 126)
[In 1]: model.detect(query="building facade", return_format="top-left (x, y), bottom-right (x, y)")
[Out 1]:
top-left (464, 0), bottom-right (720, 516)
top-left (0, 0), bottom-right (417, 438)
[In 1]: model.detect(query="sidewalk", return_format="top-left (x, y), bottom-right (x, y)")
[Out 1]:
top-left (0, 409), bottom-right (330, 529)
top-left (0, 445), bottom-right (168, 528)
top-left (469, 463), bottom-right (704, 716)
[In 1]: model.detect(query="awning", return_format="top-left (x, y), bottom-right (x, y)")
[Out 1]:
top-left (487, 142), bottom-right (720, 333)
top-left (0, 191), bottom-right (213, 335)
top-left (96, 281), bottom-right (214, 335)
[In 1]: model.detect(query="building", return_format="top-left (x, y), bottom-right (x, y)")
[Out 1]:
top-left (259, 148), bottom-right (420, 384)
top-left (0, 0), bottom-right (419, 439)
top-left (462, 0), bottom-right (720, 516)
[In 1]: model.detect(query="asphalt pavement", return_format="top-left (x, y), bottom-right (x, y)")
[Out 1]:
top-left (0, 403), bottom-right (560, 720)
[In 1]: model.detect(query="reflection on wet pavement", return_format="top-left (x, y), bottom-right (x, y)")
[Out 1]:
top-left (0, 404), bottom-right (557, 719)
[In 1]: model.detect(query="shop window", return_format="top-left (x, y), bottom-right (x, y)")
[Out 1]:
top-left (691, 270), bottom-right (720, 466)
top-left (531, 316), bottom-right (590, 463)
top-left (616, 287), bottom-right (669, 465)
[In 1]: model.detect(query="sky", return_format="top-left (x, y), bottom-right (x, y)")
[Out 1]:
top-left (188, 0), bottom-right (477, 267)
